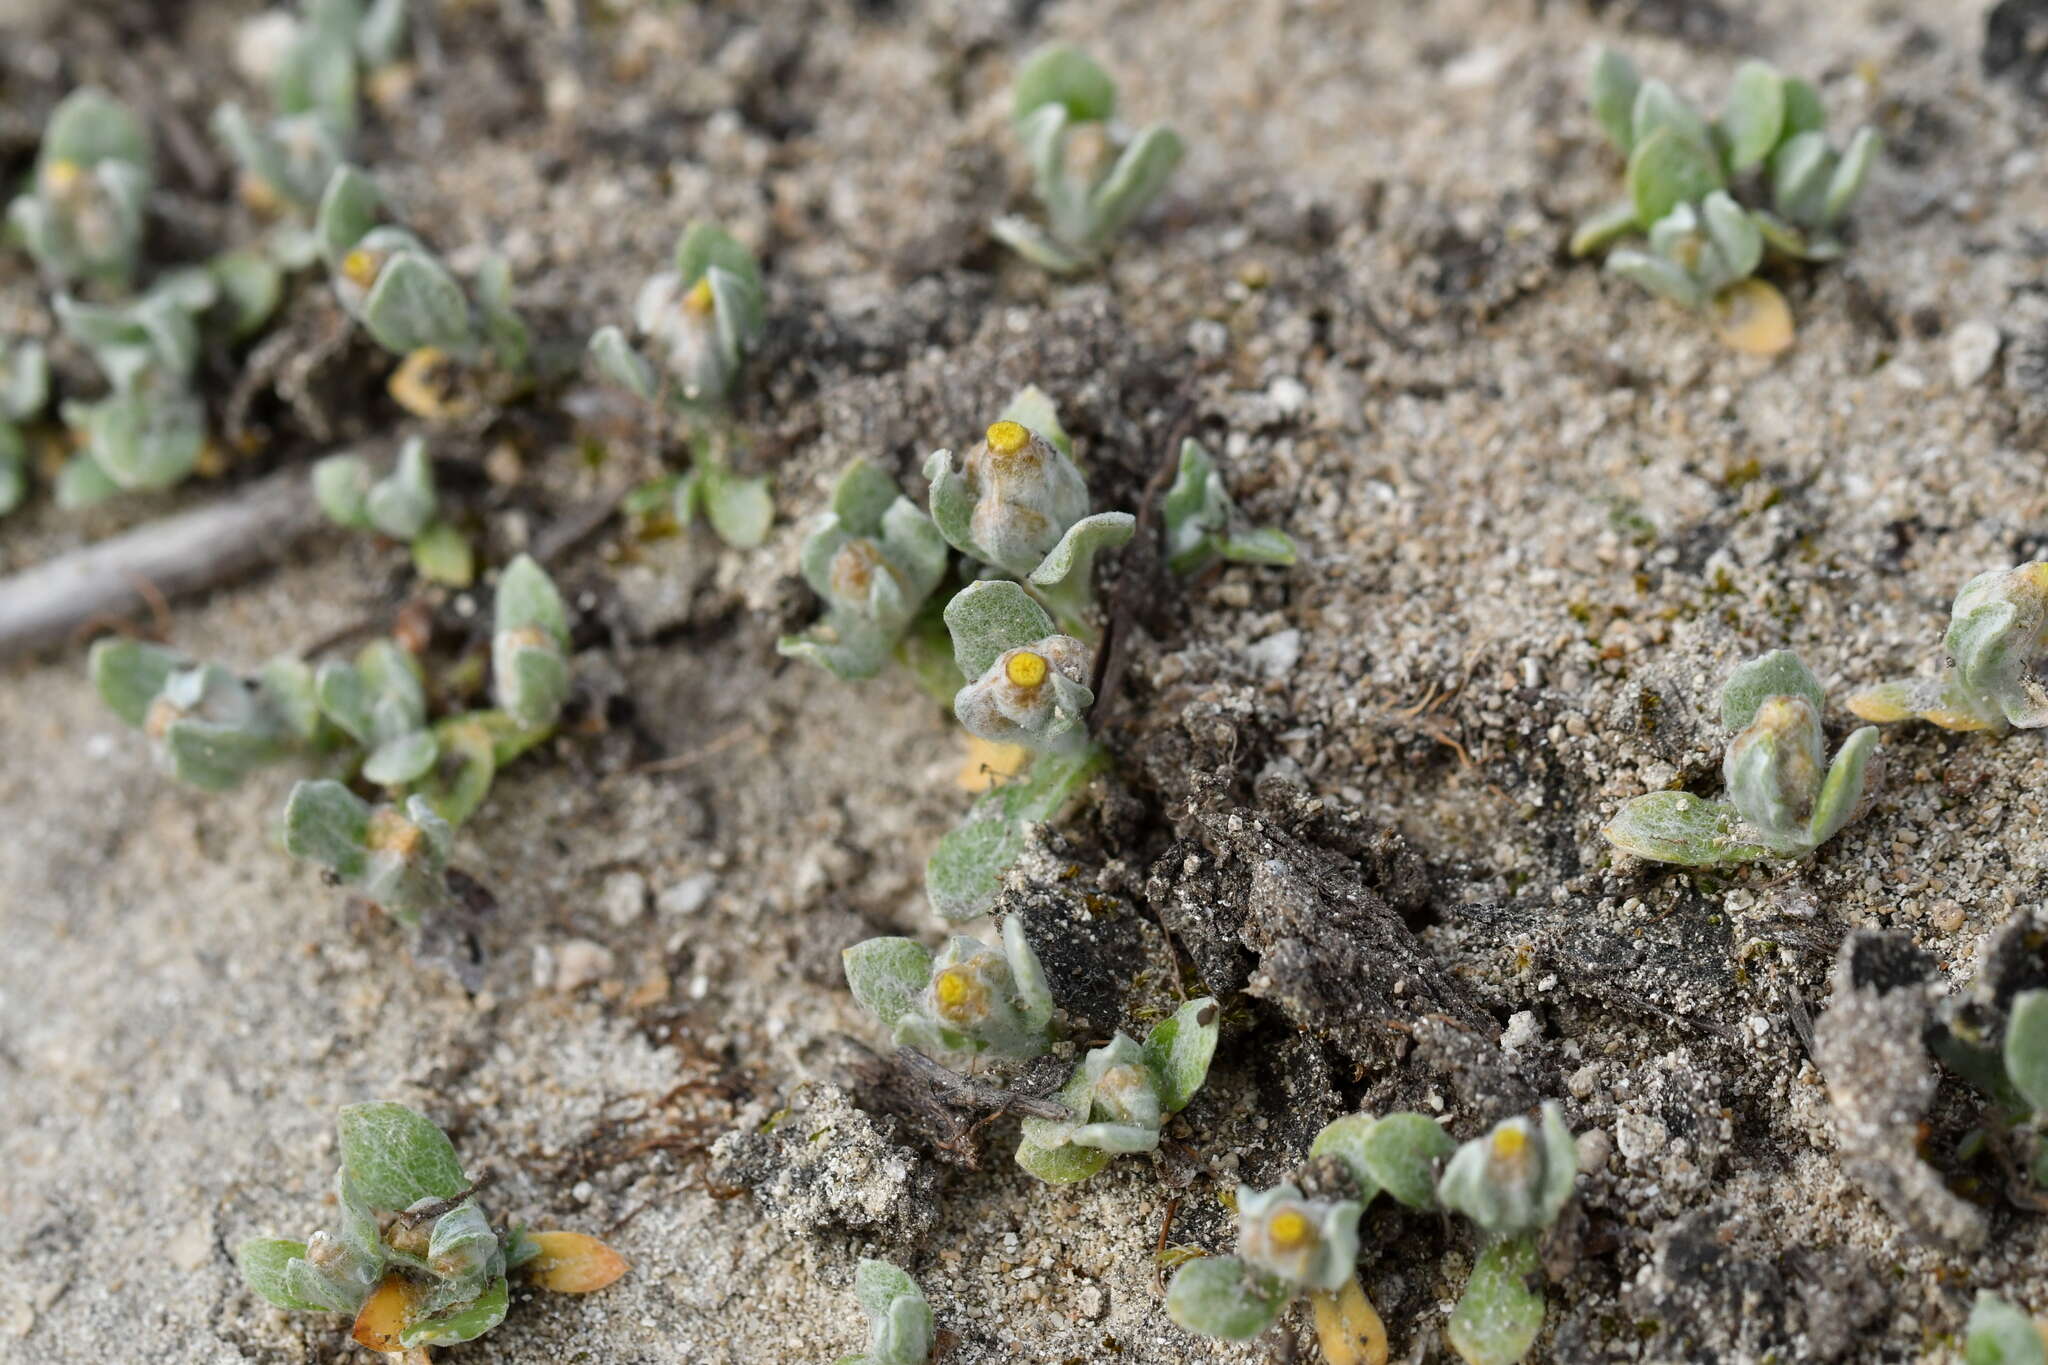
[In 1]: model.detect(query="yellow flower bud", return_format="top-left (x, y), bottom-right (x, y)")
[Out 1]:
top-left (1005, 650), bottom-right (1049, 688)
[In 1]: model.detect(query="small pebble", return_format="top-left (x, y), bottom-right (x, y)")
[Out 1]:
top-left (1948, 320), bottom-right (2001, 388)
top-left (602, 870), bottom-right (648, 927)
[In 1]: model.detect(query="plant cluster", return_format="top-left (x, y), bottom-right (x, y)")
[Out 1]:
top-left (215, 0), bottom-right (407, 246)
top-left (1573, 48), bottom-right (1880, 352)
top-left (1848, 562), bottom-right (2048, 734)
top-left (588, 222), bottom-right (774, 548)
top-left (1168, 1105), bottom-right (1579, 1365)
top-left (1162, 437), bottom-right (1298, 576)
top-left (991, 46), bottom-right (1184, 275)
top-left (1603, 649), bottom-right (1879, 866)
top-left (90, 554), bottom-right (569, 923)
top-left (237, 1102), bottom-right (624, 1355)
top-left (316, 164), bottom-right (530, 419)
top-left (314, 437), bottom-right (475, 585)
top-left (834, 1260), bottom-right (934, 1365)
top-left (784, 387), bottom-right (1151, 922)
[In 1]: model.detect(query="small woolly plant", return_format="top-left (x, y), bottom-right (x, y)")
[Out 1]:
top-left (924, 397), bottom-right (1135, 630)
top-left (588, 222), bottom-right (772, 548)
top-left (843, 915), bottom-right (1055, 1060)
top-left (1162, 437), bottom-right (1297, 576)
top-left (0, 340), bottom-right (51, 516)
top-left (314, 437), bottom-right (474, 586)
top-left (214, 0), bottom-right (406, 240)
top-left (1016, 996), bottom-right (1219, 1183)
top-left (316, 165), bottom-right (529, 418)
top-left (781, 389), bottom-right (1135, 922)
top-left (776, 458), bottom-right (949, 680)
top-left (1603, 649), bottom-right (1879, 866)
top-left (1572, 48), bottom-right (1880, 354)
top-left (92, 555), bottom-right (570, 904)
top-left (990, 45), bottom-right (1184, 274)
top-left (1168, 1105), bottom-right (1580, 1365)
top-left (8, 87), bottom-right (153, 290)
top-left (834, 1259), bottom-right (933, 1365)
top-left (90, 639), bottom-right (323, 791)
top-left (236, 1102), bottom-right (624, 1359)
top-left (50, 272), bottom-right (219, 506)
top-left (284, 782), bottom-right (454, 924)
top-left (1964, 1292), bottom-right (2048, 1365)
top-left (1848, 562), bottom-right (2048, 734)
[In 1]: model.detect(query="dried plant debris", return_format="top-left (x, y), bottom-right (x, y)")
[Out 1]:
top-left (709, 1086), bottom-right (940, 1247)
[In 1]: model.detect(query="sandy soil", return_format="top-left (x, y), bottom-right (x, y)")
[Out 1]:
top-left (4, 0), bottom-right (2047, 1361)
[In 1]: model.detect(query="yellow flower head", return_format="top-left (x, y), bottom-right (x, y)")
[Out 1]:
top-left (1267, 1207), bottom-right (1313, 1250)
top-left (341, 247), bottom-right (382, 290)
top-left (1005, 650), bottom-right (1049, 689)
top-left (683, 276), bottom-right (715, 316)
top-left (984, 421), bottom-right (1031, 457)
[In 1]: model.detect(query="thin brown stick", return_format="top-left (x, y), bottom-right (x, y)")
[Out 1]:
top-left (0, 463), bottom-right (326, 662)
top-left (629, 724), bottom-right (759, 775)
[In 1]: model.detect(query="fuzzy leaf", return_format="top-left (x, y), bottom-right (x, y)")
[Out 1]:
top-left (363, 728), bottom-right (438, 786)
top-left (1824, 127), bottom-right (1881, 225)
top-left (1966, 1293), bottom-right (2048, 1365)
top-left (362, 252), bottom-right (473, 357)
top-left (1371, 1114), bottom-right (1458, 1208)
top-left (1220, 526), bottom-right (1297, 565)
top-left (411, 716), bottom-right (496, 826)
top-left (401, 1275), bottom-right (507, 1347)
top-left (843, 937), bottom-right (934, 1031)
top-left (1141, 997), bottom-right (1220, 1114)
top-left (1806, 724), bottom-right (1878, 848)
top-left (1014, 1136), bottom-right (1112, 1184)
top-left (1568, 200), bottom-right (1640, 258)
top-left (988, 215), bottom-right (1090, 275)
top-left (1604, 247), bottom-right (1703, 309)
top-left (927, 746), bottom-right (1102, 921)
top-left (236, 1239), bottom-right (327, 1311)
top-left (1027, 511), bottom-right (1135, 594)
top-left (1603, 791), bottom-right (1768, 865)
top-left (366, 437), bottom-right (436, 540)
top-left (210, 248), bottom-right (284, 339)
top-left (1447, 1234), bottom-right (1544, 1365)
top-left (1013, 45), bottom-right (1116, 123)
top-left (1626, 125), bottom-right (1723, 230)
top-left (1587, 48), bottom-right (1640, 154)
top-left (673, 222), bottom-right (762, 296)
top-left (830, 458), bottom-right (903, 534)
top-left (411, 520), bottom-right (474, 587)
top-left (1629, 78), bottom-right (1711, 154)
top-left (339, 1102), bottom-right (467, 1211)
top-left (317, 164), bottom-right (380, 268)
top-left (523, 1231), bottom-right (628, 1294)
top-left (1086, 125), bottom-right (1183, 247)
top-left (313, 453), bottom-right (375, 529)
top-left (2005, 991), bottom-right (2048, 1115)
top-left (1719, 648), bottom-right (1824, 731)
top-left (943, 580), bottom-right (1057, 680)
top-left (41, 86), bottom-right (151, 172)
top-left (282, 780), bottom-right (373, 881)
top-left (703, 468), bottom-right (774, 549)
top-left (495, 554), bottom-right (568, 643)
top-left (1780, 77), bottom-right (1827, 138)
top-left (1770, 130), bottom-right (1833, 227)
top-left (90, 637), bottom-right (185, 727)
top-left (1701, 191), bottom-right (1763, 282)
top-left (425, 1200), bottom-right (496, 1280)
top-left (1721, 60), bottom-right (1786, 172)
top-left (589, 326), bottom-right (658, 402)
top-left (1164, 1256), bottom-right (1290, 1341)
